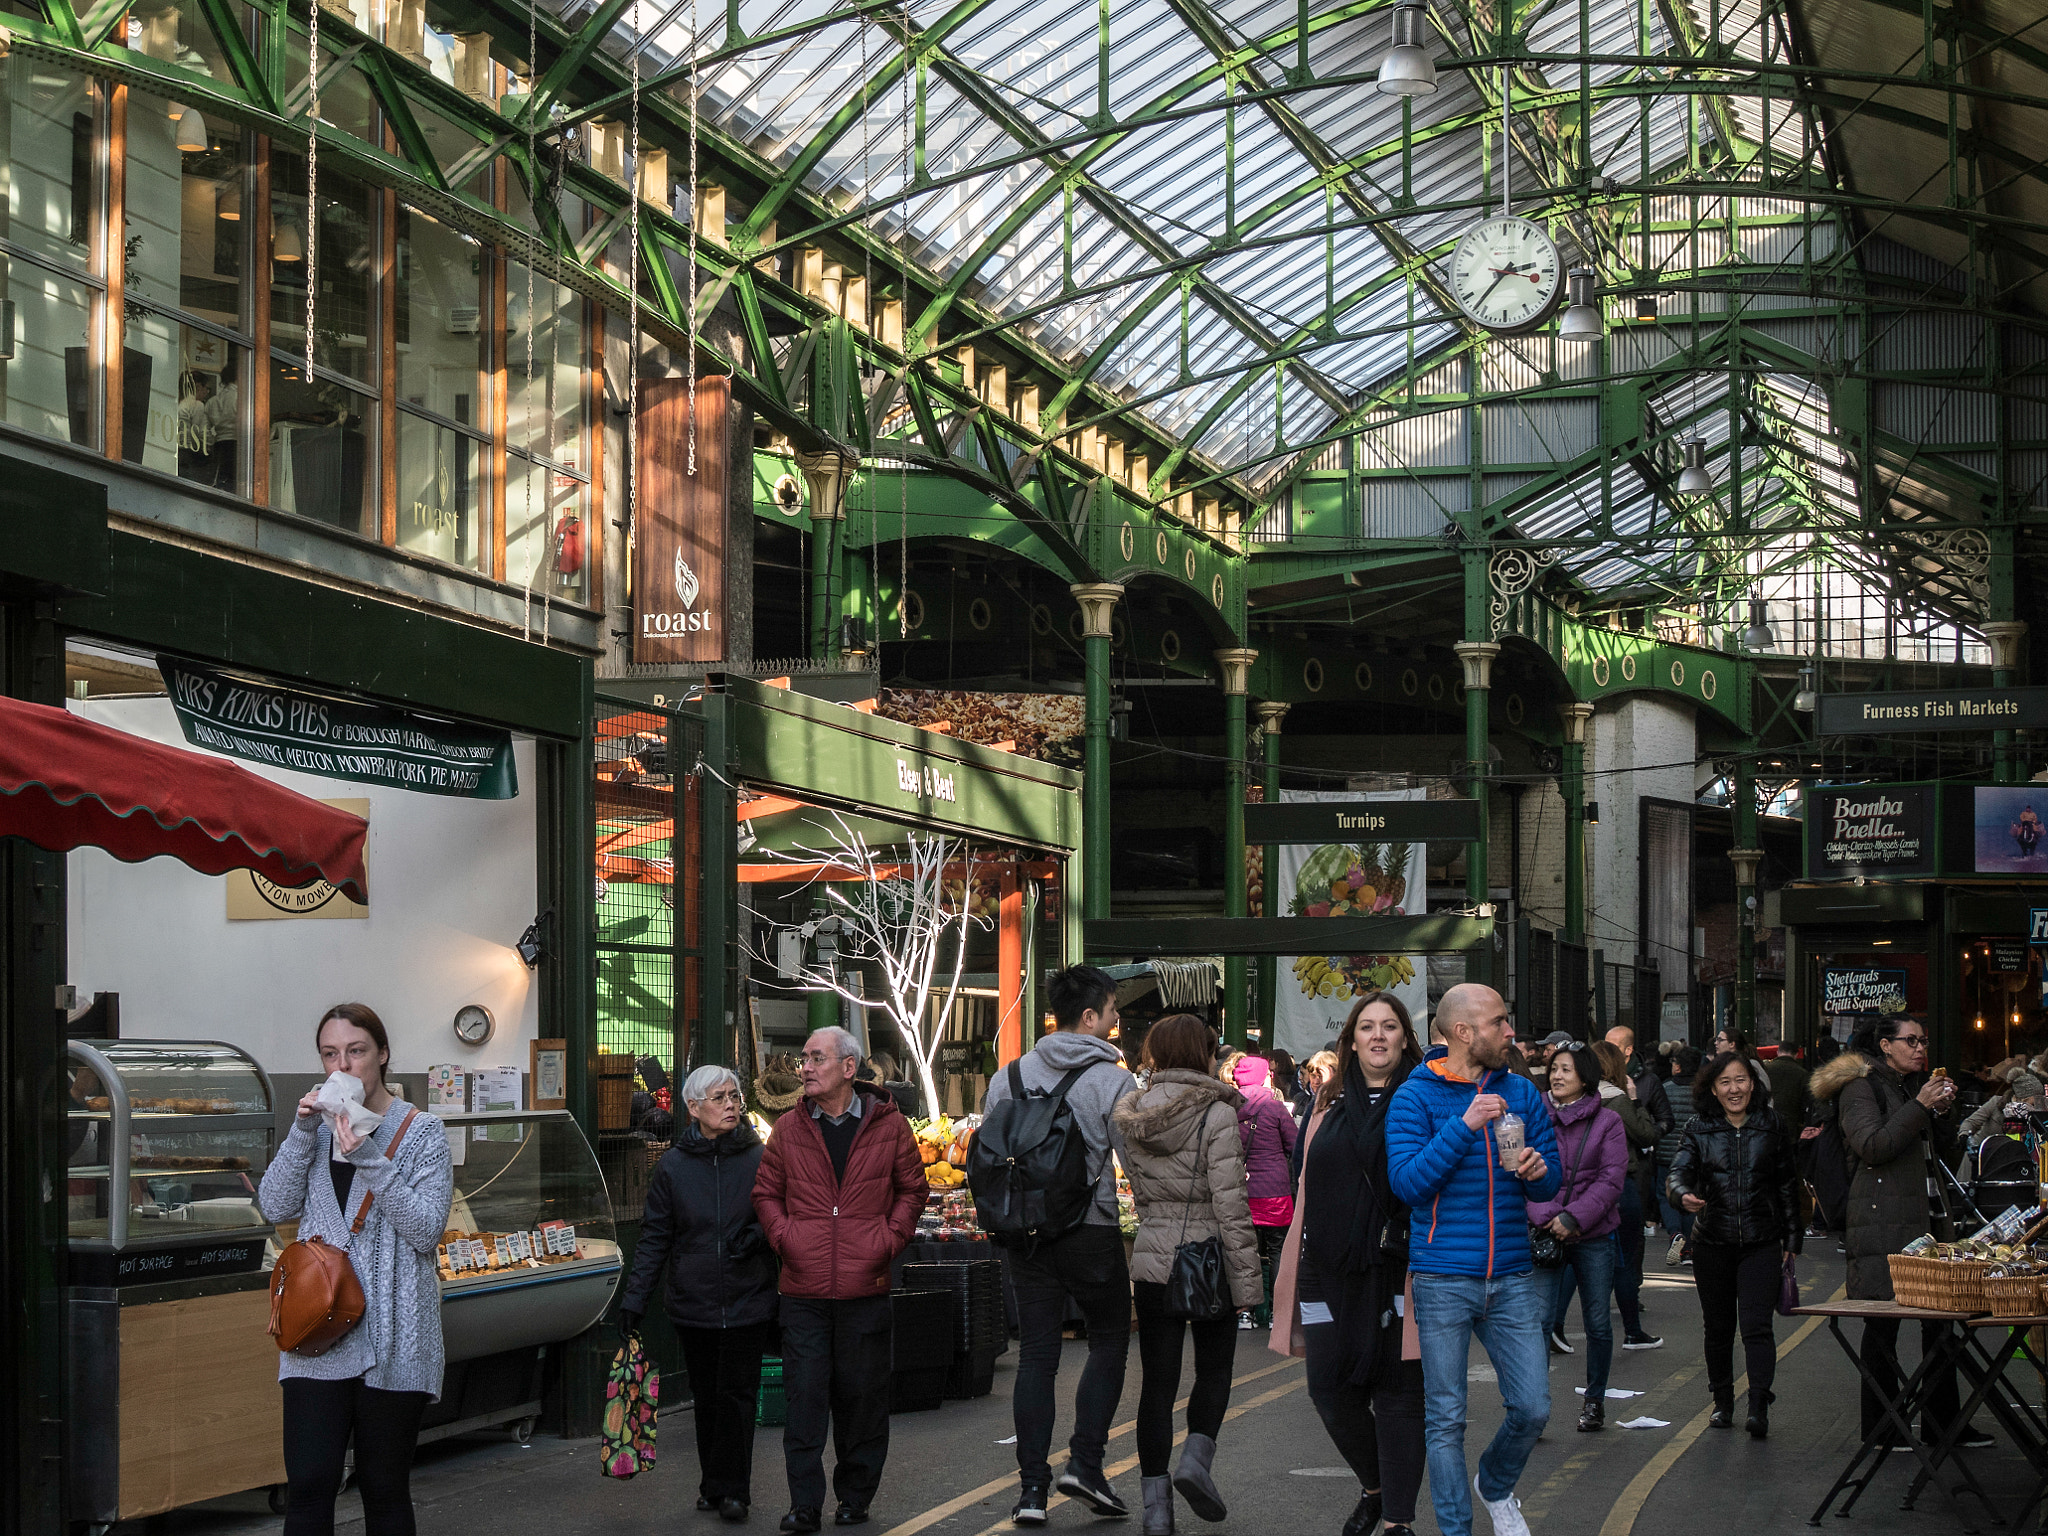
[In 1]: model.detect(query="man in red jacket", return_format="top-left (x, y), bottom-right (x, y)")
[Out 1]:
top-left (754, 1025), bottom-right (929, 1533)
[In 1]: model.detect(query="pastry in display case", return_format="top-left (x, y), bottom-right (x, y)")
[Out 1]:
top-left (429, 1110), bottom-right (623, 1364)
top-left (65, 1039), bottom-right (278, 1286)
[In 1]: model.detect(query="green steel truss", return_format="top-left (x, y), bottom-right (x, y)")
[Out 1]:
top-left (12, 0), bottom-right (2043, 653)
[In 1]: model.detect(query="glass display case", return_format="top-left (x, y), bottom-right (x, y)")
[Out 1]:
top-left (65, 1039), bottom-right (277, 1286)
top-left (430, 1110), bottom-right (622, 1364)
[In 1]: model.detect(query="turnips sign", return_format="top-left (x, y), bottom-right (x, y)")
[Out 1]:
top-left (1806, 784), bottom-right (1934, 878)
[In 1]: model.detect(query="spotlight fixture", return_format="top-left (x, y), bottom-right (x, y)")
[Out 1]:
top-left (174, 107), bottom-right (210, 153)
top-left (515, 910), bottom-right (553, 967)
top-left (1792, 665), bottom-right (1818, 714)
top-left (1676, 439), bottom-right (1714, 495)
top-left (1635, 294), bottom-right (1659, 322)
top-left (273, 213), bottom-right (305, 262)
top-left (1558, 267), bottom-right (1603, 340)
top-left (1375, 2), bottom-right (1438, 96)
top-left (1584, 801), bottom-right (1600, 825)
top-left (1741, 596), bottom-right (1776, 652)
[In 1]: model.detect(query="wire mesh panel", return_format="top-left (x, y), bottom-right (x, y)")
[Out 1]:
top-left (1559, 941), bottom-right (1590, 1036)
top-left (594, 699), bottom-right (705, 1081)
top-left (1525, 927), bottom-right (1558, 1039)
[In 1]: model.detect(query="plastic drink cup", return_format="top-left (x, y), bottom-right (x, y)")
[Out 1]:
top-left (1496, 1111), bottom-right (1525, 1171)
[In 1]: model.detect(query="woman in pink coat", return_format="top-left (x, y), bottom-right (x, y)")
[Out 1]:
top-left (1230, 1055), bottom-right (1298, 1327)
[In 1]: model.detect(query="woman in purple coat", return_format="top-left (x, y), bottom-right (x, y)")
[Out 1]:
top-left (1231, 1055), bottom-right (1299, 1328)
top-left (1524, 1042), bottom-right (1628, 1430)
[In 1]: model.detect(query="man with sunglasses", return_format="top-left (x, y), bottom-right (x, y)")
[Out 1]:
top-left (1815, 1015), bottom-right (1991, 1450)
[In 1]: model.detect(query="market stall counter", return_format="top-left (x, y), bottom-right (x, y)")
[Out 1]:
top-left (63, 1042), bottom-right (621, 1526)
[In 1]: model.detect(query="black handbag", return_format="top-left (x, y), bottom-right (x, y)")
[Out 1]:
top-left (1528, 1112), bottom-right (1593, 1271)
top-left (1164, 1104), bottom-right (1233, 1322)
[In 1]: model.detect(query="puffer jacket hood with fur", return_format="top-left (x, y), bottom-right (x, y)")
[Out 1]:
top-left (1811, 1050), bottom-right (1870, 1104)
top-left (1114, 1070), bottom-right (1262, 1308)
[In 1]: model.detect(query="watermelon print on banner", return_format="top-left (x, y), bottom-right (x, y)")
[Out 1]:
top-left (600, 1334), bottom-right (661, 1478)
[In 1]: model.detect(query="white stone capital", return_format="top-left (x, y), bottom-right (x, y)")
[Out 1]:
top-left (1253, 701), bottom-right (1290, 734)
top-left (1983, 621), bottom-right (2028, 671)
top-left (1454, 640), bottom-right (1503, 691)
top-left (1214, 647), bottom-right (1259, 696)
top-left (1068, 583), bottom-right (1125, 639)
top-left (1562, 701), bottom-right (1595, 745)
top-left (794, 450), bottom-right (861, 521)
top-left (1728, 847), bottom-right (1765, 887)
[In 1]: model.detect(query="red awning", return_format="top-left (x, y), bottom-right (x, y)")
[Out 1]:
top-left (0, 695), bottom-right (369, 901)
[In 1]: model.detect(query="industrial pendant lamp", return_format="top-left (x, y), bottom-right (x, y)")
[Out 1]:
top-left (1676, 439), bottom-right (1713, 495)
top-left (273, 212), bottom-right (305, 262)
top-left (1741, 595), bottom-right (1775, 652)
top-left (1558, 267), bottom-right (1603, 340)
top-left (1376, 2), bottom-right (1438, 96)
top-left (174, 107), bottom-right (210, 153)
top-left (1792, 665), bottom-right (1818, 714)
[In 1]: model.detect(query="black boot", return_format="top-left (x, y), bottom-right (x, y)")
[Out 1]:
top-left (1341, 1489), bottom-right (1381, 1536)
top-left (1708, 1384), bottom-right (1735, 1429)
top-left (1578, 1397), bottom-right (1605, 1433)
top-left (1746, 1389), bottom-right (1773, 1440)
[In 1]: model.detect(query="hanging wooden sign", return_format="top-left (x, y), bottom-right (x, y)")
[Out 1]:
top-left (633, 375), bottom-right (729, 664)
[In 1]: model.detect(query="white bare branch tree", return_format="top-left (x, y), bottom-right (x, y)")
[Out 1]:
top-left (744, 810), bottom-right (991, 1115)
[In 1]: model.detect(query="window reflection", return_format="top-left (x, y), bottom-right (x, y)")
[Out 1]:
top-left (0, 59), bottom-right (100, 451)
top-left (506, 453), bottom-right (586, 603)
top-left (270, 148), bottom-right (376, 387)
top-left (397, 411), bottom-right (481, 569)
top-left (268, 355), bottom-right (371, 532)
top-left (123, 0), bottom-right (239, 90)
top-left (396, 203), bottom-right (488, 419)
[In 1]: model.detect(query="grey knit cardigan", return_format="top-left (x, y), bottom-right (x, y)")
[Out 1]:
top-left (258, 1100), bottom-right (455, 1399)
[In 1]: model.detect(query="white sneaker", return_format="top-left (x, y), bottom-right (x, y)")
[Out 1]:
top-left (1665, 1235), bottom-right (1685, 1266)
top-left (1474, 1473), bottom-right (1531, 1536)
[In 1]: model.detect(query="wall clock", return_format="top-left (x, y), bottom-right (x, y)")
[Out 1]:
top-left (1448, 216), bottom-right (1563, 332)
top-left (453, 1004), bottom-right (495, 1046)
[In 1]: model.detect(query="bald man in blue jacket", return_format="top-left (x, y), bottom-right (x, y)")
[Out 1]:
top-left (1387, 984), bottom-right (1561, 1536)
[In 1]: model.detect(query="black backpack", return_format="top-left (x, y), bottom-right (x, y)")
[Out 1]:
top-left (967, 1060), bottom-right (1103, 1250)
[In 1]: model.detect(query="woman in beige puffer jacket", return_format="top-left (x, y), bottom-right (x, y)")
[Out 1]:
top-left (1113, 1015), bottom-right (1261, 1535)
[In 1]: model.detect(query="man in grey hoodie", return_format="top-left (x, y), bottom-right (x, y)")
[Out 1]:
top-left (985, 964), bottom-right (1138, 1525)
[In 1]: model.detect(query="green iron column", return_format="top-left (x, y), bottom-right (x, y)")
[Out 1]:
top-left (1986, 620), bottom-right (2028, 785)
top-left (1216, 648), bottom-right (1259, 1046)
top-left (1730, 755), bottom-right (1762, 1043)
top-left (1072, 584), bottom-right (1124, 927)
top-left (1254, 701), bottom-right (1289, 1041)
top-left (797, 450), bottom-right (856, 663)
top-left (1454, 637), bottom-right (1501, 987)
top-left (1561, 703), bottom-right (1592, 945)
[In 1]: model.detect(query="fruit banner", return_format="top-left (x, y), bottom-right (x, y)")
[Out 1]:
top-left (1273, 788), bottom-right (1428, 1061)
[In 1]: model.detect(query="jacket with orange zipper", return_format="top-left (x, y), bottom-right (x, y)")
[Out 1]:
top-left (752, 1082), bottom-right (928, 1299)
top-left (1385, 1044), bottom-right (1561, 1278)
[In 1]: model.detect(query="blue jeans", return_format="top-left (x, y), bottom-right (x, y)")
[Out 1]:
top-left (1412, 1270), bottom-right (1551, 1536)
top-left (1544, 1236), bottom-right (1617, 1398)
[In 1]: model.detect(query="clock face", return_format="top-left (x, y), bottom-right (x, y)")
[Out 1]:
top-left (453, 1004), bottom-right (494, 1046)
top-left (1448, 217), bottom-right (1563, 331)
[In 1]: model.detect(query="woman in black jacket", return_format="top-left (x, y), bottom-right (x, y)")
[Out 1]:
top-left (1667, 1050), bottom-right (1801, 1440)
top-left (1271, 992), bottom-right (1425, 1536)
top-left (620, 1064), bottom-right (779, 1519)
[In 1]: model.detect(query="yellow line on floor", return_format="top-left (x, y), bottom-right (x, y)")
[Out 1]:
top-left (955, 1376), bottom-right (1314, 1536)
top-left (1595, 1283), bottom-right (1846, 1536)
top-left (874, 1356), bottom-right (1304, 1536)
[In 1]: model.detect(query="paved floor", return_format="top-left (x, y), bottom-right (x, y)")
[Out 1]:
top-left (161, 1243), bottom-right (2048, 1536)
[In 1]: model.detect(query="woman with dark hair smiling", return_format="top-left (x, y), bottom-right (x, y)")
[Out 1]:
top-left (1667, 1051), bottom-right (1800, 1438)
top-left (1269, 992), bottom-right (1427, 1536)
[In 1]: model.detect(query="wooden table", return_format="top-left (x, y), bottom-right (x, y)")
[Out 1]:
top-left (1794, 1299), bottom-right (1993, 1530)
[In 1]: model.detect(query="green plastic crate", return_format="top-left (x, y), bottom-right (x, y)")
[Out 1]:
top-left (757, 1358), bottom-right (786, 1426)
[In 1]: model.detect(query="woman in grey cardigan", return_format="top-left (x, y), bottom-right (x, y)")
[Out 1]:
top-left (259, 1004), bottom-right (453, 1536)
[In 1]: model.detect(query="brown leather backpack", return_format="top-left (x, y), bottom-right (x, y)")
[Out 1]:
top-left (269, 1108), bottom-right (419, 1356)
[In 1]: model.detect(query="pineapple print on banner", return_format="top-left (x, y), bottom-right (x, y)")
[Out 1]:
top-left (1273, 787), bottom-right (1430, 1062)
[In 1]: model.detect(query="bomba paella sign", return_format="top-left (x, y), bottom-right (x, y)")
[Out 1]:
top-left (1806, 784), bottom-right (1934, 879)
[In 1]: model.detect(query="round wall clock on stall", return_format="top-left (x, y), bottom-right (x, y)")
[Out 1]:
top-left (452, 1004), bottom-right (495, 1046)
top-left (1448, 216), bottom-right (1563, 332)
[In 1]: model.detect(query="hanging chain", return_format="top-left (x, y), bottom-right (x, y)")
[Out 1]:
top-left (627, 0), bottom-right (641, 546)
top-left (304, 0), bottom-right (319, 383)
top-left (686, 0), bottom-right (698, 478)
top-left (897, 12), bottom-right (912, 639)
top-left (523, 0), bottom-right (538, 641)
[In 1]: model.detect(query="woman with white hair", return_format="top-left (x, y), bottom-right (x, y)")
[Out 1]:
top-left (619, 1064), bottom-right (778, 1520)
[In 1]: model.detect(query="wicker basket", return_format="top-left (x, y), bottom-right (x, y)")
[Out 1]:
top-left (1889, 1253), bottom-right (1992, 1311)
top-left (600, 1075), bottom-right (636, 1130)
top-left (1985, 1275), bottom-right (2044, 1319)
top-left (597, 1051), bottom-right (637, 1078)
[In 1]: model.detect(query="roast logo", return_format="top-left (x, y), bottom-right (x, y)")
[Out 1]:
top-left (675, 548), bottom-right (700, 608)
top-left (640, 546), bottom-right (715, 637)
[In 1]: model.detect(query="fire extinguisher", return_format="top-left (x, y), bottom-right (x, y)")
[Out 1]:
top-left (553, 514), bottom-right (584, 576)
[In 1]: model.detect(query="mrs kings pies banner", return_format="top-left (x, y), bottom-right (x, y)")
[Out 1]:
top-left (160, 658), bottom-right (517, 799)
